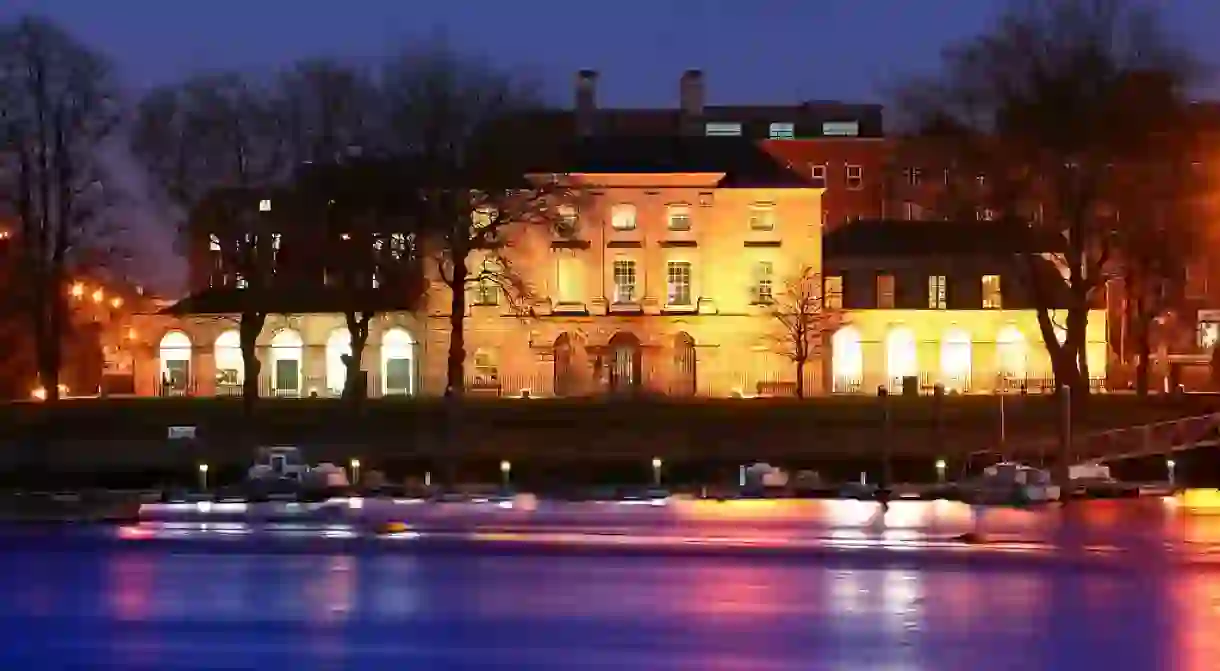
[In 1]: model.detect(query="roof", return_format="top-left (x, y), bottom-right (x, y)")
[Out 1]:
top-left (531, 137), bottom-right (812, 187)
top-left (161, 285), bottom-right (421, 316)
top-left (823, 218), bottom-right (1061, 258)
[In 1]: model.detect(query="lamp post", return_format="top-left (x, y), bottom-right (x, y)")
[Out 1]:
top-left (198, 463), bottom-right (209, 492)
top-left (500, 460), bottom-right (511, 489)
top-left (651, 457), bottom-right (663, 487)
top-left (350, 458), bottom-right (361, 485)
top-left (935, 459), bottom-right (947, 484)
top-left (1167, 458), bottom-right (1176, 489)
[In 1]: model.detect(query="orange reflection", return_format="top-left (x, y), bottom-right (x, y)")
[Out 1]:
top-left (682, 562), bottom-right (785, 618)
top-left (1174, 571), bottom-right (1220, 670)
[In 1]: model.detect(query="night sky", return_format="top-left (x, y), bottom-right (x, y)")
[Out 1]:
top-left (2, 1), bottom-right (1217, 294)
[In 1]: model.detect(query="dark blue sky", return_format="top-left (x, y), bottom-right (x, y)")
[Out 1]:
top-left (3, 1), bottom-right (1217, 295)
top-left (7, 1), bottom-right (1218, 106)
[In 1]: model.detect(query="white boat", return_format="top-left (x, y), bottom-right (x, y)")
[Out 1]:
top-left (962, 462), bottom-right (1061, 505)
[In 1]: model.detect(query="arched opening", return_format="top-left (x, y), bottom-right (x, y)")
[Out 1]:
top-left (158, 331), bottom-right (192, 395)
top-left (214, 330), bottom-right (243, 396)
top-left (940, 327), bottom-right (972, 392)
top-left (831, 326), bottom-right (863, 393)
top-left (885, 326), bottom-right (917, 392)
top-left (270, 329), bottom-right (303, 397)
top-left (997, 325), bottom-right (1027, 389)
top-left (471, 348), bottom-right (500, 392)
top-left (672, 332), bottom-right (697, 396)
top-left (607, 332), bottom-right (642, 394)
top-left (325, 329), bottom-right (351, 396)
top-left (554, 333), bottom-right (576, 397)
top-left (381, 328), bottom-right (415, 396)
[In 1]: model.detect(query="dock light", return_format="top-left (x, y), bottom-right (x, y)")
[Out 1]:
top-left (70, 282), bottom-right (83, 298)
top-left (651, 457), bottom-right (663, 486)
top-left (110, 296), bottom-right (123, 309)
top-left (936, 459), bottom-right (947, 483)
top-left (198, 463), bottom-right (209, 491)
top-left (91, 289), bottom-right (103, 303)
top-left (1168, 458), bottom-right (1177, 488)
top-left (350, 458), bottom-right (361, 484)
top-left (500, 460), bottom-right (511, 487)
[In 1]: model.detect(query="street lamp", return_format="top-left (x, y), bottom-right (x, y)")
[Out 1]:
top-left (110, 296), bottom-right (123, 309)
top-left (350, 458), bottom-right (361, 485)
top-left (935, 459), bottom-right (947, 483)
top-left (500, 460), bottom-right (511, 488)
top-left (651, 457), bottom-right (663, 486)
top-left (1167, 458), bottom-right (1177, 488)
top-left (91, 288), bottom-right (103, 304)
top-left (198, 463), bottom-right (209, 491)
top-left (70, 282), bottom-right (84, 298)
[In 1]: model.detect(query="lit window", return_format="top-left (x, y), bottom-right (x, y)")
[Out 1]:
top-left (666, 261), bottom-right (692, 306)
top-left (472, 260), bottom-right (499, 305)
top-left (769, 122), bottom-right (795, 139)
top-left (823, 121), bottom-right (859, 136)
top-left (997, 326), bottom-right (1027, 383)
top-left (824, 276), bottom-right (843, 310)
top-left (611, 204), bottom-right (636, 231)
top-left (982, 275), bottom-right (1002, 309)
top-left (1199, 322), bottom-right (1219, 349)
top-left (940, 328), bottom-right (972, 392)
top-left (885, 327), bottom-right (917, 390)
top-left (667, 204), bottom-right (692, 231)
top-left (612, 259), bottom-right (637, 303)
top-left (904, 168), bottom-right (922, 186)
top-left (258, 199), bottom-right (271, 212)
top-left (876, 274), bottom-right (895, 309)
top-left (555, 253), bottom-right (583, 304)
top-left (928, 275), bottom-right (947, 309)
top-left (810, 164), bottom-right (827, 188)
top-left (557, 205), bottom-right (577, 231)
top-left (473, 206), bottom-right (496, 229)
top-left (752, 261), bottom-right (774, 304)
top-left (235, 275), bottom-right (248, 289)
top-left (705, 122), bottom-right (742, 136)
top-left (846, 165), bottom-right (863, 190)
top-left (748, 203), bottom-right (775, 231)
top-left (271, 233), bottom-right (281, 250)
top-left (831, 327), bottom-right (863, 392)
top-left (473, 350), bottom-right (498, 387)
top-left (209, 234), bottom-right (221, 251)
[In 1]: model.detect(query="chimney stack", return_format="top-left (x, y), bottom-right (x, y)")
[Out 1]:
top-left (575, 69), bottom-right (598, 137)
top-left (680, 69), bottom-right (705, 134)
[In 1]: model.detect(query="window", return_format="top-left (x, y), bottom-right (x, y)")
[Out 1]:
top-left (209, 234), bottom-right (221, 251)
top-left (472, 350), bottom-right (498, 388)
top-left (752, 261), bottom-right (774, 304)
top-left (928, 275), bottom-right (947, 309)
top-left (667, 261), bottom-right (693, 306)
top-left (982, 275), bottom-right (1002, 309)
top-left (1199, 322), bottom-right (1219, 349)
top-left (557, 205), bottom-right (578, 231)
top-left (876, 274), bottom-right (895, 309)
top-left (611, 203), bottom-right (637, 231)
top-left (846, 165), bottom-right (863, 190)
top-left (472, 258), bottom-right (499, 306)
top-left (555, 253), bottom-right (583, 304)
top-left (976, 207), bottom-right (996, 221)
top-left (612, 259), bottom-right (637, 303)
top-left (904, 167), bottom-right (922, 186)
top-left (824, 276), bottom-right (843, 310)
top-left (904, 202), bottom-right (926, 220)
top-left (769, 122), bottom-right (795, 139)
top-left (667, 204), bottom-right (692, 231)
top-left (472, 206), bottom-right (495, 229)
top-left (258, 199), bottom-right (272, 212)
top-left (810, 164), bottom-right (827, 188)
top-left (748, 203), bottom-right (775, 231)
top-left (705, 122), bottom-right (742, 136)
top-left (823, 121), bottom-right (860, 136)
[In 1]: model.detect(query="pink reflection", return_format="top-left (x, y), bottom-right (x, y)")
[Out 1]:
top-left (107, 553), bottom-right (155, 621)
top-left (1173, 572), bottom-right (1220, 670)
top-left (306, 555), bottom-right (356, 624)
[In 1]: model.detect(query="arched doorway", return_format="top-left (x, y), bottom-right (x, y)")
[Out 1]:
top-left (158, 331), bottom-right (192, 395)
top-left (831, 326), bottom-right (863, 393)
top-left (381, 328), bottom-right (415, 396)
top-left (607, 332), bottom-right (642, 394)
top-left (553, 333), bottom-right (576, 397)
top-left (941, 327), bottom-right (972, 392)
top-left (325, 328), bottom-right (351, 395)
top-left (996, 325), bottom-right (1027, 389)
top-left (214, 329), bottom-right (243, 396)
top-left (885, 326), bottom-right (917, 392)
top-left (672, 332), bottom-right (696, 396)
top-left (270, 329), bottom-right (303, 397)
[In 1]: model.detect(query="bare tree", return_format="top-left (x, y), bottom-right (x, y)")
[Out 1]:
top-left (768, 266), bottom-right (842, 399)
top-left (272, 58), bottom-right (383, 166)
top-left (0, 17), bottom-right (123, 402)
top-left (293, 158), bottom-right (426, 401)
top-left (381, 44), bottom-right (577, 396)
top-left (895, 0), bottom-right (1199, 399)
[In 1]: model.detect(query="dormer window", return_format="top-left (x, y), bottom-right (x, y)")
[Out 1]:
top-left (611, 204), bottom-right (637, 231)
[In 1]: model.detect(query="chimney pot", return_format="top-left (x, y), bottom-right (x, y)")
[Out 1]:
top-left (680, 69), bottom-right (705, 135)
top-left (575, 70), bottom-right (598, 137)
